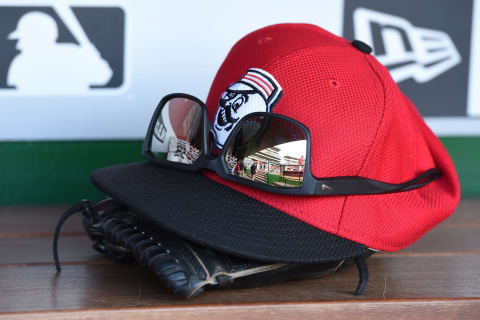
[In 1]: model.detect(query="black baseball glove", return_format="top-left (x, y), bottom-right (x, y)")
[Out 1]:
top-left (53, 198), bottom-right (371, 298)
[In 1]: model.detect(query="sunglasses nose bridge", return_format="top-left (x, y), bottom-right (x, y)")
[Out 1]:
top-left (206, 128), bottom-right (217, 157)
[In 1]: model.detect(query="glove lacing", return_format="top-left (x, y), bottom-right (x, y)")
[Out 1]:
top-left (53, 200), bottom-right (92, 272)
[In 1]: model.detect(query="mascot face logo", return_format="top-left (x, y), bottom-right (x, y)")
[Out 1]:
top-left (213, 68), bottom-right (283, 148)
top-left (216, 91), bottom-right (250, 131)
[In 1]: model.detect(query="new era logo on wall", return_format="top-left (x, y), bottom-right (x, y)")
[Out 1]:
top-left (343, 0), bottom-right (474, 117)
top-left (0, 2), bottom-right (125, 95)
top-left (353, 9), bottom-right (461, 84)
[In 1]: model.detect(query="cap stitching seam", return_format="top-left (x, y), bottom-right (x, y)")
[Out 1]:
top-left (335, 196), bottom-right (349, 235)
top-left (354, 55), bottom-right (387, 177)
top-left (336, 55), bottom-right (387, 235)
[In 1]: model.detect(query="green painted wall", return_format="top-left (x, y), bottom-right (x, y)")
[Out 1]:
top-left (441, 138), bottom-right (480, 197)
top-left (0, 141), bottom-right (143, 205)
top-left (0, 137), bottom-right (478, 205)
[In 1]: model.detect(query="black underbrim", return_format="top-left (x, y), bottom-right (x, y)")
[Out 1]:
top-left (91, 162), bottom-right (368, 263)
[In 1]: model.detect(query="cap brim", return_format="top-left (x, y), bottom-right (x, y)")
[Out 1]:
top-left (91, 162), bottom-right (368, 263)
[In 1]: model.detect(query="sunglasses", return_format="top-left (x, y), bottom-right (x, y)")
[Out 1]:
top-left (142, 93), bottom-right (441, 195)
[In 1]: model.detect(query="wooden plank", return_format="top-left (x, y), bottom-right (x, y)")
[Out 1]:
top-left (0, 205), bottom-right (84, 237)
top-left (0, 256), bottom-right (479, 313)
top-left (1, 199), bottom-right (478, 235)
top-left (0, 199), bottom-right (478, 265)
top-left (0, 236), bottom-right (108, 265)
top-left (392, 226), bottom-right (480, 255)
top-left (1, 299), bottom-right (479, 320)
top-left (1, 199), bottom-right (477, 238)
top-left (1, 223), bottom-right (479, 266)
top-left (436, 199), bottom-right (480, 228)
top-left (0, 200), bottom-right (478, 318)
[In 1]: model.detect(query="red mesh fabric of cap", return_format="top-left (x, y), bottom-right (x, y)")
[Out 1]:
top-left (203, 23), bottom-right (460, 251)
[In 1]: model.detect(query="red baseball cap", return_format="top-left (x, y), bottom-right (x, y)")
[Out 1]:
top-left (91, 23), bottom-right (460, 263)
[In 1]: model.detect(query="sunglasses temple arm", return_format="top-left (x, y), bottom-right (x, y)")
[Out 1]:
top-left (314, 168), bottom-right (442, 195)
top-left (391, 168), bottom-right (442, 192)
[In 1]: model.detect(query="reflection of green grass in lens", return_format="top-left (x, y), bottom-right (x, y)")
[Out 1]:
top-left (266, 173), bottom-right (301, 187)
top-left (285, 179), bottom-right (301, 187)
top-left (267, 173), bottom-right (283, 185)
top-left (154, 152), bottom-right (168, 160)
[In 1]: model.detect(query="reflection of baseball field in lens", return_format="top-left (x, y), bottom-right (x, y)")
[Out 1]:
top-left (225, 115), bottom-right (306, 188)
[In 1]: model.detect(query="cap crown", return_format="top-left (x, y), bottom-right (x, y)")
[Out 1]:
top-left (205, 24), bottom-right (460, 251)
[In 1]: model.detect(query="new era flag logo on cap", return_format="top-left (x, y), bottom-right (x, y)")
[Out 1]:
top-left (213, 68), bottom-right (283, 148)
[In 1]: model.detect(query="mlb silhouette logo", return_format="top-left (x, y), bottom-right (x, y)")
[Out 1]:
top-left (0, 2), bottom-right (126, 95)
top-left (343, 0), bottom-right (474, 117)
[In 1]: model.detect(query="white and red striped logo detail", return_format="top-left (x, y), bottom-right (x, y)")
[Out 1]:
top-left (241, 70), bottom-right (275, 99)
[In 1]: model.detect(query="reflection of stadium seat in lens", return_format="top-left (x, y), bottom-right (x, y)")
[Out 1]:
top-left (280, 169), bottom-right (304, 187)
top-left (150, 98), bottom-right (203, 164)
top-left (166, 137), bottom-right (200, 164)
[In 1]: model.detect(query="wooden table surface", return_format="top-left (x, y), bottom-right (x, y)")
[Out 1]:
top-left (0, 199), bottom-right (479, 319)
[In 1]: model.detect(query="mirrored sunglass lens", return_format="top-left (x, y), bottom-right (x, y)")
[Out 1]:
top-left (225, 115), bottom-right (307, 188)
top-left (149, 97), bottom-right (203, 164)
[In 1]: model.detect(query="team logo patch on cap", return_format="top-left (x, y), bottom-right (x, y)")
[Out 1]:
top-left (214, 68), bottom-right (283, 148)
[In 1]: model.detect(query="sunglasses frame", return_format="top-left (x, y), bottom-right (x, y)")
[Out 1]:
top-left (143, 93), bottom-right (441, 196)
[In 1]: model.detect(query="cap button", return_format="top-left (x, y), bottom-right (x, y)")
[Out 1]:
top-left (351, 40), bottom-right (372, 54)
